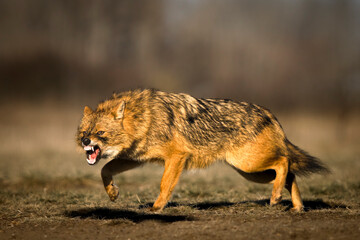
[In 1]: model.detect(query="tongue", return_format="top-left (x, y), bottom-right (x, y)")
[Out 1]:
top-left (90, 150), bottom-right (98, 160)
top-left (94, 149), bottom-right (100, 159)
top-left (88, 149), bottom-right (100, 163)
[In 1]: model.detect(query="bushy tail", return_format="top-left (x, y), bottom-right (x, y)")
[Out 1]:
top-left (286, 139), bottom-right (330, 176)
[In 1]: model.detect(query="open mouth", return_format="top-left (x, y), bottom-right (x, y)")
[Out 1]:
top-left (83, 145), bottom-right (101, 165)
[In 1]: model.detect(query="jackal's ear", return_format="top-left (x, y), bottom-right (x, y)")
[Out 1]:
top-left (113, 101), bottom-right (125, 120)
top-left (83, 106), bottom-right (93, 116)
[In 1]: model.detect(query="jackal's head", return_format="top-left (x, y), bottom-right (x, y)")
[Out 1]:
top-left (76, 101), bottom-right (127, 165)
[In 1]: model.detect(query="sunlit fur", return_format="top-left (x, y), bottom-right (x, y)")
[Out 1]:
top-left (76, 89), bottom-right (329, 212)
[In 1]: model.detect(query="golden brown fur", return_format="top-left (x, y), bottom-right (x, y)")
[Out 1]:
top-left (76, 89), bottom-right (329, 212)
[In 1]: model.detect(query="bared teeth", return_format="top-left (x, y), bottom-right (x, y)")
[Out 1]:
top-left (84, 146), bottom-right (92, 151)
top-left (84, 146), bottom-right (96, 152)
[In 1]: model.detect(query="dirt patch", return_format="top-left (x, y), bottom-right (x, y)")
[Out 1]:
top-left (0, 176), bottom-right (359, 240)
top-left (1, 205), bottom-right (359, 240)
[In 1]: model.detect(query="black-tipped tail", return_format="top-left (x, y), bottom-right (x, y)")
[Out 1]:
top-left (286, 140), bottom-right (330, 176)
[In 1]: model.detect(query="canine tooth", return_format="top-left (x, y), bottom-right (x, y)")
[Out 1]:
top-left (91, 146), bottom-right (94, 151)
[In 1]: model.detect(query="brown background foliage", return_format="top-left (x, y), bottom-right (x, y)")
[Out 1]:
top-left (1, 0), bottom-right (359, 112)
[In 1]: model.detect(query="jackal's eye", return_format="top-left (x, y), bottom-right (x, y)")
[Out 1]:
top-left (97, 131), bottom-right (105, 136)
top-left (82, 131), bottom-right (87, 135)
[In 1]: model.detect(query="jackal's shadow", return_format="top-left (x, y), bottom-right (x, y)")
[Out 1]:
top-left (140, 199), bottom-right (347, 211)
top-left (64, 207), bottom-right (194, 223)
top-left (269, 199), bottom-right (348, 211)
top-left (65, 199), bottom-right (346, 222)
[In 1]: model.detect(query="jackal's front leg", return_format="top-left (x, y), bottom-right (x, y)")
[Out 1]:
top-left (101, 159), bottom-right (142, 201)
top-left (150, 153), bottom-right (187, 212)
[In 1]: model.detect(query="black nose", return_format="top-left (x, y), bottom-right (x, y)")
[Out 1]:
top-left (82, 138), bottom-right (91, 146)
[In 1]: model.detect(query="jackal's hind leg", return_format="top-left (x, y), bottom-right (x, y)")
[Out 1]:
top-left (285, 173), bottom-right (304, 212)
top-left (270, 157), bottom-right (289, 206)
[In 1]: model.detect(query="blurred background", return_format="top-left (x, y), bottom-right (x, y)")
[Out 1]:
top-left (0, 0), bottom-right (359, 180)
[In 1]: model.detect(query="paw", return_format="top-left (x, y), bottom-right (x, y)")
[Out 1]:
top-left (270, 196), bottom-right (282, 206)
top-left (149, 197), bottom-right (166, 212)
top-left (106, 184), bottom-right (119, 202)
top-left (290, 206), bottom-right (304, 213)
top-left (149, 206), bottom-right (162, 212)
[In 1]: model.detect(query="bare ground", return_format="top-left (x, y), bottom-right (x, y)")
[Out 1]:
top-left (1, 160), bottom-right (359, 240)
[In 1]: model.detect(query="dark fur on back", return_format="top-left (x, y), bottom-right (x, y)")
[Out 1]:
top-left (112, 89), bottom-right (280, 147)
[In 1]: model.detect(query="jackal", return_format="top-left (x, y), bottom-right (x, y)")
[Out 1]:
top-left (76, 89), bottom-right (329, 212)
